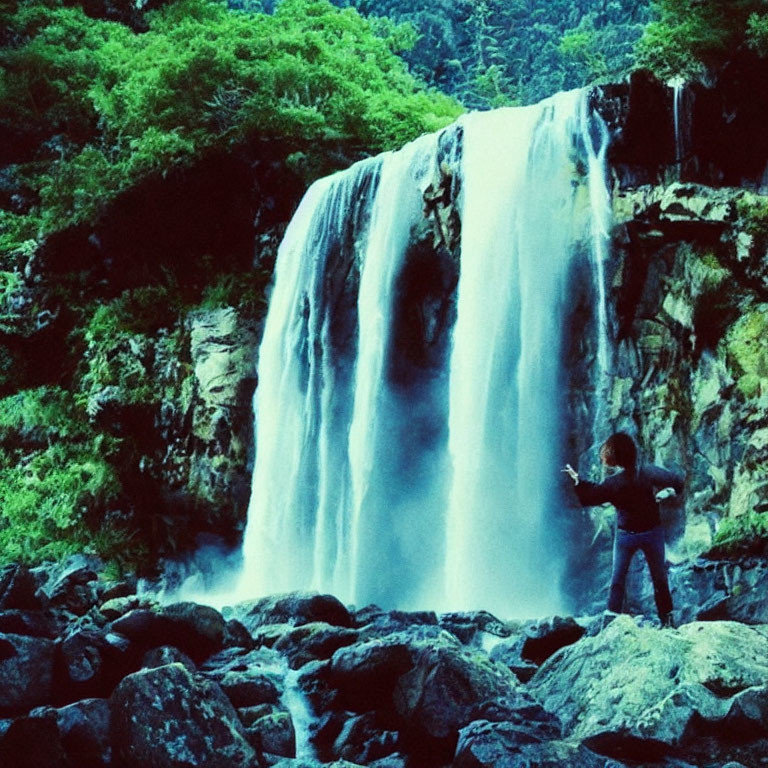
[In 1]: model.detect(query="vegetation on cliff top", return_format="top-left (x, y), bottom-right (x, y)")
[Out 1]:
top-left (0, 0), bottom-right (461, 254)
top-left (636, 0), bottom-right (768, 77)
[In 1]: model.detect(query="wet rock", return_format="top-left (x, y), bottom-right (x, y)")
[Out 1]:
top-left (328, 637), bottom-right (413, 713)
top-left (438, 611), bottom-right (513, 645)
top-left (392, 631), bottom-right (519, 741)
top-left (0, 609), bottom-right (57, 638)
top-left (110, 608), bottom-right (168, 646)
top-left (224, 617), bottom-right (255, 649)
top-left (100, 578), bottom-right (137, 603)
top-left (490, 615), bottom-right (586, 676)
top-left (368, 755), bottom-right (408, 768)
top-left (201, 646), bottom-right (283, 707)
top-left (62, 629), bottom-right (132, 697)
top-left (528, 615), bottom-right (768, 760)
top-left (0, 633), bottom-right (55, 715)
top-left (332, 712), bottom-right (400, 764)
top-left (234, 592), bottom-right (353, 632)
top-left (111, 662), bottom-right (256, 768)
top-left (294, 659), bottom-right (337, 712)
top-left (353, 606), bottom-right (438, 638)
top-left (99, 595), bottom-right (145, 621)
top-left (0, 564), bottom-right (41, 611)
top-left (142, 644), bottom-right (196, 670)
top-left (110, 601), bottom-right (226, 663)
top-left (56, 629), bottom-right (116, 700)
top-left (159, 601), bottom-right (227, 661)
top-left (244, 709), bottom-right (295, 757)
top-left (0, 709), bottom-right (67, 768)
top-left (273, 622), bottom-right (359, 670)
top-left (55, 697), bottom-right (112, 767)
top-left (519, 616), bottom-right (586, 665)
top-left (454, 720), bottom-right (620, 768)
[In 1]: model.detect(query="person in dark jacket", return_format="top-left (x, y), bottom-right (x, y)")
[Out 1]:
top-left (564, 432), bottom-right (684, 627)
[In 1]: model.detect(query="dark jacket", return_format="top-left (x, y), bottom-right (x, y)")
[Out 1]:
top-left (575, 464), bottom-right (685, 533)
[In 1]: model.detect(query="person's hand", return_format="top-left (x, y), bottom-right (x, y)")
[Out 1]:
top-left (563, 464), bottom-right (579, 485)
top-left (655, 487), bottom-right (676, 501)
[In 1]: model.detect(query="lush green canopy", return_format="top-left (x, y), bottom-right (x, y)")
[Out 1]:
top-left (0, 0), bottom-right (461, 250)
top-left (636, 0), bottom-right (768, 77)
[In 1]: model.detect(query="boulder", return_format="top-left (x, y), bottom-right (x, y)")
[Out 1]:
top-left (454, 721), bottom-right (622, 768)
top-left (142, 645), bottom-right (196, 670)
top-left (352, 606), bottom-right (439, 636)
top-left (437, 611), bottom-right (513, 645)
top-left (490, 615), bottom-right (586, 678)
top-left (273, 622), bottom-right (359, 670)
top-left (243, 709), bottom-right (295, 757)
top-left (110, 662), bottom-right (256, 768)
top-left (33, 555), bottom-right (101, 615)
top-left (201, 646), bottom-right (283, 708)
top-left (392, 632), bottom-right (519, 741)
top-left (0, 609), bottom-right (57, 638)
top-left (99, 595), bottom-right (145, 621)
top-left (0, 709), bottom-right (67, 768)
top-left (328, 637), bottom-right (413, 713)
top-left (0, 564), bottom-right (41, 611)
top-left (233, 592), bottom-right (352, 632)
top-left (159, 601), bottom-right (227, 661)
top-left (110, 601), bottom-right (226, 663)
top-left (55, 697), bottom-right (112, 768)
top-left (528, 615), bottom-right (768, 760)
top-left (0, 633), bottom-right (55, 715)
top-left (328, 712), bottom-right (400, 765)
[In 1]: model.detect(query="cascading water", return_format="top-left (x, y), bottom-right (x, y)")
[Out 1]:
top-left (238, 89), bottom-right (612, 618)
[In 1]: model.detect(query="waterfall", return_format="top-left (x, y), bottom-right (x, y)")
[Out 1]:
top-left (669, 78), bottom-right (688, 171)
top-left (238, 89), bottom-right (611, 618)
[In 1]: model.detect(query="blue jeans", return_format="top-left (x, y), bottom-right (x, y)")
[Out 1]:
top-left (608, 525), bottom-right (673, 619)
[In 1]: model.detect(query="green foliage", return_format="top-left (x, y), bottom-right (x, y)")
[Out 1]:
top-left (736, 194), bottom-right (768, 245)
top-left (0, 385), bottom-right (93, 440)
top-left (199, 270), bottom-right (272, 314)
top-left (726, 304), bottom-right (768, 398)
top-left (712, 509), bottom-right (768, 554)
top-left (1, 0), bottom-right (461, 249)
top-left (684, 247), bottom-right (739, 352)
top-left (636, 0), bottom-right (768, 78)
top-left (76, 286), bottom-right (185, 410)
top-left (747, 11), bottom-right (768, 56)
top-left (342, 0), bottom-right (649, 107)
top-left (0, 386), bottom-right (122, 565)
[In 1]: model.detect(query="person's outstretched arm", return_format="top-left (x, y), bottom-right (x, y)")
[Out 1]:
top-left (563, 464), bottom-right (614, 507)
top-left (573, 477), bottom-right (614, 507)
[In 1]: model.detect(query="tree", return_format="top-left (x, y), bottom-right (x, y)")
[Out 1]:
top-left (635, 0), bottom-right (768, 78)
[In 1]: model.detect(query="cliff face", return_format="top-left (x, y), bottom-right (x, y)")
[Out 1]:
top-left (1, 61), bottom-right (767, 575)
top-left (548, 60), bottom-right (768, 617)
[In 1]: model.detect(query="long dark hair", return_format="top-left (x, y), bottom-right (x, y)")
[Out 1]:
top-left (600, 432), bottom-right (637, 471)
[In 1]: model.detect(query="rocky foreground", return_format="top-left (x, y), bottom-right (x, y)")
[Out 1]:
top-left (2, 557), bottom-right (768, 768)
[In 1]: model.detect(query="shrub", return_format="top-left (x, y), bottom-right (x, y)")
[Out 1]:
top-left (0, 386), bottom-right (123, 565)
top-left (726, 305), bottom-right (768, 399)
top-left (636, 0), bottom-right (768, 78)
top-left (711, 510), bottom-right (768, 555)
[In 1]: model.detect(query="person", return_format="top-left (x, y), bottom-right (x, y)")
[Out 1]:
top-left (564, 432), bottom-right (684, 627)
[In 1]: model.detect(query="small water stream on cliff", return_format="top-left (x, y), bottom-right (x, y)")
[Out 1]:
top-left (237, 89), bottom-right (612, 618)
